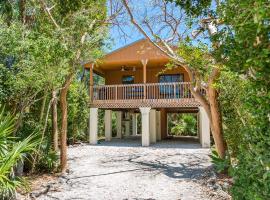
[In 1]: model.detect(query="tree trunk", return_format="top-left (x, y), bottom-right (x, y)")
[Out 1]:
top-left (52, 90), bottom-right (59, 152)
top-left (208, 86), bottom-right (227, 159)
top-left (19, 0), bottom-right (26, 24)
top-left (59, 73), bottom-right (74, 173)
top-left (39, 92), bottom-right (47, 122)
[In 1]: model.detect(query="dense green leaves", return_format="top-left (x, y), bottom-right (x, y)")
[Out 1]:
top-left (216, 0), bottom-right (270, 199)
top-left (67, 79), bottom-right (89, 143)
top-left (0, 108), bottom-right (39, 198)
top-left (0, 0), bottom-right (107, 193)
top-left (168, 114), bottom-right (197, 136)
top-left (166, 0), bottom-right (212, 17)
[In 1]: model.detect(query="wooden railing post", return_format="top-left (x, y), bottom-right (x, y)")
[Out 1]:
top-left (174, 83), bottom-right (176, 99)
top-left (115, 85), bottom-right (118, 100)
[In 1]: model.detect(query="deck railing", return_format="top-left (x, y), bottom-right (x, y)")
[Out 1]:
top-left (91, 82), bottom-right (198, 103)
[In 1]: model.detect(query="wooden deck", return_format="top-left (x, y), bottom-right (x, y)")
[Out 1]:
top-left (90, 82), bottom-right (202, 108)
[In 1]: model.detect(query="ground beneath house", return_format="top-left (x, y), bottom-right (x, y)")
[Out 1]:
top-left (29, 138), bottom-right (231, 200)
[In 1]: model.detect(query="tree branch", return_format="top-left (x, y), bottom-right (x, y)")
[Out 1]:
top-left (39, 0), bottom-right (60, 29)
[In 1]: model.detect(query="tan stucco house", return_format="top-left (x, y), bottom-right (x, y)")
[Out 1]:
top-left (84, 39), bottom-right (210, 147)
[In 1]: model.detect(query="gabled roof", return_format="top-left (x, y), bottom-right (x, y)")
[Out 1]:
top-left (84, 39), bottom-right (170, 73)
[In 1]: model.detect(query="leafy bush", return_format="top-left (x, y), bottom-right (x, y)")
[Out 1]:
top-left (36, 150), bottom-right (59, 173)
top-left (67, 80), bottom-right (89, 144)
top-left (0, 108), bottom-right (39, 198)
top-left (168, 113), bottom-right (197, 136)
top-left (216, 1), bottom-right (270, 198)
top-left (210, 149), bottom-right (231, 174)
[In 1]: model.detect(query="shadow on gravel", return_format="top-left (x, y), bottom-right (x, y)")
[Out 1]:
top-left (128, 157), bottom-right (210, 180)
top-left (95, 138), bottom-right (202, 149)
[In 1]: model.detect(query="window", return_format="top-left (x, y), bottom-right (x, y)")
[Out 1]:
top-left (122, 75), bottom-right (134, 84)
top-left (159, 74), bottom-right (184, 83)
top-left (158, 74), bottom-right (184, 98)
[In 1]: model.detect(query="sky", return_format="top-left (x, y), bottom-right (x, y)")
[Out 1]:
top-left (106, 0), bottom-right (213, 53)
top-left (107, 1), bottom-right (146, 52)
top-left (108, 22), bottom-right (142, 52)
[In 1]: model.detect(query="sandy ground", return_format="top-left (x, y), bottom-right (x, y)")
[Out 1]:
top-left (35, 138), bottom-right (227, 200)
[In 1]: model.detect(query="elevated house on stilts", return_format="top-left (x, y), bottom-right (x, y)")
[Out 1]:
top-left (84, 39), bottom-right (210, 147)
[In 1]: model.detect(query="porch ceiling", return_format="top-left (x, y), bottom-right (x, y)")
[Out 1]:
top-left (90, 99), bottom-right (201, 109)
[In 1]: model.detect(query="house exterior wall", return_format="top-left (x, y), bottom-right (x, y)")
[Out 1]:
top-left (104, 66), bottom-right (190, 85)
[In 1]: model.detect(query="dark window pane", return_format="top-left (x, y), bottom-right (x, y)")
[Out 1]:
top-left (122, 75), bottom-right (134, 84)
top-left (159, 74), bottom-right (184, 83)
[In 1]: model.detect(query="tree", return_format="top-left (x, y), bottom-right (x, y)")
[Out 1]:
top-left (38, 0), bottom-right (108, 172)
top-left (121, 0), bottom-right (227, 158)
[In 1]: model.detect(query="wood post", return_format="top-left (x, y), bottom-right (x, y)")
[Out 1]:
top-left (141, 59), bottom-right (148, 100)
top-left (89, 63), bottom-right (94, 103)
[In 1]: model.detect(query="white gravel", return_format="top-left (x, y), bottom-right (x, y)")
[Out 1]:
top-left (38, 138), bottom-right (215, 200)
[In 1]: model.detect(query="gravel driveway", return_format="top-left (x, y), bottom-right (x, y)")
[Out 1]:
top-left (38, 138), bottom-right (218, 200)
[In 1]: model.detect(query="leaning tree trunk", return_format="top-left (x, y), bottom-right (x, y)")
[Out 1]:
top-left (208, 86), bottom-right (227, 159)
top-left (52, 90), bottom-right (59, 152)
top-left (59, 73), bottom-right (74, 173)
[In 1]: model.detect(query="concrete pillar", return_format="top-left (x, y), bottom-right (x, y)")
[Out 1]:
top-left (104, 110), bottom-right (112, 141)
top-left (89, 108), bottom-right (98, 145)
top-left (156, 111), bottom-right (161, 141)
top-left (116, 111), bottom-right (122, 139)
top-left (139, 107), bottom-right (151, 147)
top-left (124, 112), bottom-right (131, 136)
top-left (132, 113), bottom-right (138, 136)
top-left (199, 107), bottom-right (211, 148)
top-left (150, 109), bottom-right (157, 143)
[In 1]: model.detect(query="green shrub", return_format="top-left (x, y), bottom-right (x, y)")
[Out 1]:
top-left (0, 107), bottom-right (39, 198)
top-left (67, 80), bottom-right (89, 144)
top-left (36, 150), bottom-right (59, 173)
top-left (210, 149), bottom-right (231, 174)
top-left (168, 113), bottom-right (197, 136)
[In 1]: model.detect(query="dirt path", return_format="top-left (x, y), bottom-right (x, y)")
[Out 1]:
top-left (36, 139), bottom-right (230, 200)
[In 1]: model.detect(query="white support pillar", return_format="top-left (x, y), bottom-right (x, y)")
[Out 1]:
top-left (116, 111), bottom-right (122, 139)
top-left (89, 108), bottom-right (98, 145)
top-left (104, 110), bottom-right (112, 141)
top-left (124, 112), bottom-right (131, 136)
top-left (156, 111), bottom-right (161, 141)
top-left (132, 113), bottom-right (138, 136)
top-left (150, 109), bottom-right (157, 143)
top-left (140, 107), bottom-right (151, 147)
top-left (199, 107), bottom-right (211, 148)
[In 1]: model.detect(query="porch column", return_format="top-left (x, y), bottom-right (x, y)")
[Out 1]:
top-left (150, 109), bottom-right (157, 143)
top-left (140, 107), bottom-right (151, 147)
top-left (104, 110), bottom-right (112, 141)
top-left (199, 106), bottom-right (210, 148)
top-left (116, 111), bottom-right (122, 139)
top-left (124, 112), bottom-right (131, 136)
top-left (89, 63), bottom-right (94, 103)
top-left (141, 59), bottom-right (148, 99)
top-left (132, 113), bottom-right (138, 136)
top-left (156, 111), bottom-right (161, 141)
top-left (89, 107), bottom-right (98, 145)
